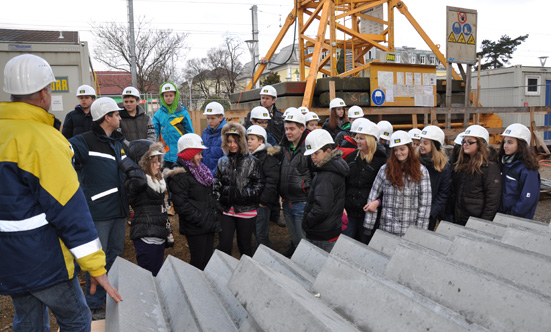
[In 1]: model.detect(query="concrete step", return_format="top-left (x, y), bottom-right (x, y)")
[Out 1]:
top-left (313, 254), bottom-right (488, 332)
top-left (252, 244), bottom-right (315, 290)
top-left (331, 235), bottom-right (389, 275)
top-left (384, 242), bottom-right (551, 332)
top-left (403, 226), bottom-right (453, 254)
top-left (465, 217), bottom-right (507, 237)
top-left (448, 235), bottom-right (551, 297)
top-left (156, 255), bottom-right (238, 332)
top-left (203, 250), bottom-right (260, 331)
top-left (106, 257), bottom-right (170, 332)
top-left (367, 230), bottom-right (401, 257)
top-left (436, 220), bottom-right (500, 240)
top-left (501, 225), bottom-right (551, 258)
top-left (228, 255), bottom-right (362, 332)
top-left (290, 240), bottom-right (329, 278)
top-left (493, 213), bottom-right (549, 233)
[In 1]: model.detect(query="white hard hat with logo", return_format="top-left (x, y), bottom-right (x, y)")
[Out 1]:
top-left (122, 86), bottom-right (140, 99)
top-left (260, 85), bottom-right (277, 98)
top-left (177, 133), bottom-right (208, 153)
top-left (297, 106), bottom-right (309, 114)
top-left (247, 125), bottom-right (267, 142)
top-left (377, 120), bottom-right (393, 141)
top-left (161, 83), bottom-right (177, 93)
top-left (283, 108), bottom-right (306, 126)
top-left (330, 97), bottom-right (346, 109)
top-left (283, 107), bottom-right (298, 117)
top-left (3, 54), bottom-right (56, 95)
top-left (305, 112), bottom-right (320, 123)
top-left (355, 120), bottom-right (380, 140)
top-left (350, 118), bottom-right (370, 134)
top-left (203, 101), bottom-right (225, 116)
top-left (76, 84), bottom-right (97, 97)
top-left (304, 129), bottom-right (334, 156)
top-left (454, 132), bottom-right (466, 145)
top-left (464, 125), bottom-right (490, 144)
top-left (501, 123), bottom-right (531, 143)
top-left (348, 106), bottom-right (364, 119)
top-left (91, 97), bottom-right (123, 121)
top-left (389, 130), bottom-right (412, 148)
top-left (408, 128), bottom-right (422, 140)
top-left (420, 125), bottom-right (445, 146)
top-left (250, 106), bottom-right (271, 120)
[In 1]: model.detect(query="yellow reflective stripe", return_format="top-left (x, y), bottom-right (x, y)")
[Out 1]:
top-left (69, 238), bottom-right (102, 259)
top-left (76, 251), bottom-right (107, 277)
top-left (170, 117), bottom-right (184, 136)
top-left (0, 213), bottom-right (48, 232)
top-left (59, 239), bottom-right (75, 279)
top-left (89, 151), bottom-right (116, 161)
top-left (91, 188), bottom-right (118, 201)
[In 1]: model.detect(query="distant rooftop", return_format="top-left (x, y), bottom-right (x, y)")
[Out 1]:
top-left (0, 29), bottom-right (79, 44)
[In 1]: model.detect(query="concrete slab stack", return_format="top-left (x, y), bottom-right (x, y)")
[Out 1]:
top-left (465, 217), bottom-right (508, 237)
top-left (501, 225), bottom-right (551, 257)
top-left (252, 245), bottom-right (315, 289)
top-left (493, 213), bottom-right (549, 233)
top-left (436, 220), bottom-right (501, 240)
top-left (330, 235), bottom-right (389, 275)
top-left (290, 240), bottom-right (329, 278)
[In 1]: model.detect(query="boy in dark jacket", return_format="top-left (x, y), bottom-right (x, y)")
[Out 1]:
top-left (62, 84), bottom-right (96, 139)
top-left (118, 86), bottom-right (155, 143)
top-left (247, 125), bottom-right (280, 248)
top-left (303, 129), bottom-right (350, 253)
top-left (201, 101), bottom-right (227, 175)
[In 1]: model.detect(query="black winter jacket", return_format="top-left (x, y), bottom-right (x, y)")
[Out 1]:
top-left (252, 145), bottom-right (281, 208)
top-left (165, 160), bottom-right (220, 236)
top-left (345, 149), bottom-right (387, 218)
top-left (279, 130), bottom-right (314, 202)
top-left (245, 104), bottom-right (284, 144)
top-left (62, 105), bottom-right (93, 139)
top-left (119, 105), bottom-right (156, 142)
top-left (322, 118), bottom-right (350, 140)
top-left (452, 162), bottom-right (501, 226)
top-left (420, 156), bottom-right (452, 230)
top-left (303, 150), bottom-right (350, 241)
top-left (214, 122), bottom-right (265, 213)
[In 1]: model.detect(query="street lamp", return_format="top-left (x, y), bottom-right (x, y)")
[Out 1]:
top-left (245, 39), bottom-right (258, 88)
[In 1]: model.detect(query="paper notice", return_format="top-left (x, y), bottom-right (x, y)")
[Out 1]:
top-left (414, 73), bottom-right (422, 86)
top-left (378, 71), bottom-right (394, 89)
top-left (405, 72), bottom-right (413, 86)
top-left (430, 74), bottom-right (437, 85)
top-left (51, 95), bottom-right (63, 112)
top-left (396, 72), bottom-right (404, 86)
top-left (386, 88), bottom-right (394, 102)
top-left (414, 86), bottom-right (424, 95)
top-left (423, 73), bottom-right (430, 86)
top-left (424, 86), bottom-right (433, 95)
top-left (414, 94), bottom-right (435, 107)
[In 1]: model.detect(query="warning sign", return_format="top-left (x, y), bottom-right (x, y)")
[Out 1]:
top-left (458, 12), bottom-right (467, 24)
top-left (467, 34), bottom-right (475, 45)
top-left (448, 32), bottom-right (456, 43)
top-left (457, 33), bottom-right (466, 44)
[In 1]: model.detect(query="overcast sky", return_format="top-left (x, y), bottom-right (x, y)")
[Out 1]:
top-left (2, 0), bottom-right (548, 73)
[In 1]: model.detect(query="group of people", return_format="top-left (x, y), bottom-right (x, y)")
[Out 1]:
top-left (0, 53), bottom-right (542, 331)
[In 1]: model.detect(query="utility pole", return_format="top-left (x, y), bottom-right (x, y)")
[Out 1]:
top-left (251, 5), bottom-right (259, 88)
top-left (127, 0), bottom-right (138, 88)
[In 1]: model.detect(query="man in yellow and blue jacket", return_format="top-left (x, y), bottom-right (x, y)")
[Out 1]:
top-left (0, 54), bottom-right (122, 331)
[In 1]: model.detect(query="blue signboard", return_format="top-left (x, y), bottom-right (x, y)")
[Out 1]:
top-left (51, 77), bottom-right (69, 93)
top-left (462, 23), bottom-right (472, 36)
top-left (452, 22), bottom-right (461, 35)
top-left (371, 89), bottom-right (386, 106)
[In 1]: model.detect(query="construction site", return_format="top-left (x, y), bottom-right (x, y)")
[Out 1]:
top-left (2, 0), bottom-right (551, 331)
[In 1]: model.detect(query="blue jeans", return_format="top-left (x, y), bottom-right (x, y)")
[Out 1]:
top-left (255, 206), bottom-right (271, 248)
top-left (282, 201), bottom-right (306, 248)
top-left (306, 238), bottom-right (336, 253)
top-left (343, 216), bottom-right (364, 241)
top-left (85, 217), bottom-right (125, 309)
top-left (11, 277), bottom-right (91, 332)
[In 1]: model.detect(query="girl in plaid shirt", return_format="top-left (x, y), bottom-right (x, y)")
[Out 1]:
top-left (363, 131), bottom-right (432, 237)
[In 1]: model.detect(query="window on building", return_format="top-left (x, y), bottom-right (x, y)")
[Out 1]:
top-left (396, 54), bottom-right (401, 63)
top-left (420, 56), bottom-right (426, 64)
top-left (525, 75), bottom-right (541, 96)
top-left (368, 51), bottom-right (372, 59)
top-left (429, 56), bottom-right (436, 65)
top-left (410, 55), bottom-right (416, 64)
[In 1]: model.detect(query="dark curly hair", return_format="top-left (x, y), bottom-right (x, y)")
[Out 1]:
top-left (498, 138), bottom-right (539, 171)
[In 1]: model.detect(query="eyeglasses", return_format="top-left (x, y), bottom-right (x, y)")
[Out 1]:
top-left (254, 120), bottom-right (269, 125)
top-left (462, 139), bottom-right (477, 146)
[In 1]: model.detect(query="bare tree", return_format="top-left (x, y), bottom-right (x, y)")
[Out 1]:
top-left (221, 35), bottom-right (244, 94)
top-left (92, 17), bottom-right (188, 93)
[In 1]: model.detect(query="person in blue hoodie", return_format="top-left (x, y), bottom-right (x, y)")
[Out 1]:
top-left (153, 82), bottom-right (194, 169)
top-left (498, 123), bottom-right (540, 219)
top-left (201, 101), bottom-right (227, 175)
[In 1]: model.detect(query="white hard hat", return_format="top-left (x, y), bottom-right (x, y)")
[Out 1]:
top-left (203, 101), bottom-right (225, 116)
top-left (122, 86), bottom-right (140, 98)
top-left (260, 85), bottom-right (277, 98)
top-left (389, 130), bottom-right (412, 148)
top-left (454, 132), bottom-right (466, 145)
top-left (297, 106), bottom-right (310, 115)
top-left (250, 106), bottom-right (271, 120)
top-left (283, 107), bottom-right (298, 117)
top-left (501, 123), bottom-right (531, 143)
top-left (330, 97), bottom-right (346, 109)
top-left (464, 125), bottom-right (490, 144)
top-left (355, 120), bottom-right (380, 140)
top-left (304, 111), bottom-right (320, 123)
top-left (420, 125), bottom-right (445, 146)
top-left (3, 54), bottom-right (56, 95)
top-left (350, 118), bottom-right (370, 134)
top-left (304, 129), bottom-right (334, 156)
top-left (161, 83), bottom-right (177, 93)
top-left (177, 133), bottom-right (208, 153)
top-left (247, 125), bottom-right (267, 142)
top-left (91, 97), bottom-right (123, 121)
top-left (348, 106), bottom-right (364, 119)
top-left (76, 84), bottom-right (96, 97)
top-left (377, 120), bottom-right (393, 141)
top-left (283, 108), bottom-right (306, 126)
top-left (408, 128), bottom-right (422, 140)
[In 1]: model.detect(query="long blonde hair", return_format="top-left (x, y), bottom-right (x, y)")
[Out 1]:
top-left (357, 134), bottom-right (377, 163)
top-left (420, 140), bottom-right (448, 172)
top-left (454, 137), bottom-right (490, 174)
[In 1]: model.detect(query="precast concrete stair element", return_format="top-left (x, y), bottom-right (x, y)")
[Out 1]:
top-left (501, 224), bottom-right (551, 257)
top-left (290, 240), bottom-right (329, 278)
top-left (465, 217), bottom-right (508, 237)
top-left (330, 235), bottom-right (389, 275)
top-left (493, 212), bottom-right (549, 233)
top-left (436, 220), bottom-right (501, 240)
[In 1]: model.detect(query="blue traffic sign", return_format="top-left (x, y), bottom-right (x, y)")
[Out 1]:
top-left (452, 22), bottom-right (461, 35)
top-left (463, 23), bottom-right (472, 36)
top-left (372, 89), bottom-right (386, 106)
